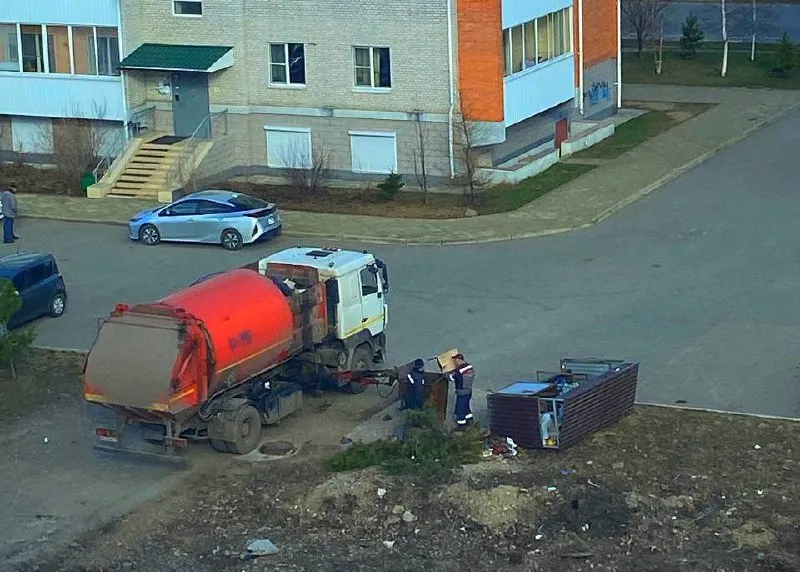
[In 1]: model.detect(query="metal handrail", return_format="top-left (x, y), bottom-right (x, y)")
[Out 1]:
top-left (165, 109), bottom-right (229, 191)
top-left (127, 105), bottom-right (156, 137)
top-left (92, 155), bottom-right (110, 183)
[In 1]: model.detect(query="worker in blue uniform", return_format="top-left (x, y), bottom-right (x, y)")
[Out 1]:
top-left (449, 353), bottom-right (475, 429)
top-left (404, 358), bottom-right (427, 410)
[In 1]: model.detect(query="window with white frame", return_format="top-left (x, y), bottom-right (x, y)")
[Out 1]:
top-left (349, 131), bottom-right (397, 174)
top-left (353, 46), bottom-right (391, 89)
top-left (173, 0), bottom-right (203, 16)
top-left (503, 7), bottom-right (572, 77)
top-left (90, 28), bottom-right (120, 76)
top-left (269, 43), bottom-right (305, 85)
top-left (265, 126), bottom-right (312, 169)
top-left (0, 24), bottom-right (20, 71)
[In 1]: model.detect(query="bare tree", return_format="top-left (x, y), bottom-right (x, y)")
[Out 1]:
top-left (654, 8), bottom-right (666, 74)
top-left (41, 101), bottom-right (113, 195)
top-left (410, 111), bottom-right (431, 204)
top-left (452, 93), bottom-right (489, 206)
top-left (622, 0), bottom-right (670, 56)
top-left (721, 0), bottom-right (729, 77)
top-left (279, 141), bottom-right (330, 195)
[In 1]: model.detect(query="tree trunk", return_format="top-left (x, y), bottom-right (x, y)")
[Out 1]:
top-left (751, 0), bottom-right (757, 61)
top-left (721, 0), bottom-right (729, 77)
top-left (636, 31), bottom-right (644, 56)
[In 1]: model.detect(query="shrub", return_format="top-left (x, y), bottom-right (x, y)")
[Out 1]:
top-left (0, 279), bottom-right (36, 377)
top-left (776, 33), bottom-right (795, 73)
top-left (377, 173), bottom-right (405, 201)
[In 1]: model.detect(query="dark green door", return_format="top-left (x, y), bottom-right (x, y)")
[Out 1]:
top-left (171, 72), bottom-right (210, 138)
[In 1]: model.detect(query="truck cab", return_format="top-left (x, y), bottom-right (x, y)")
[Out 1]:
top-left (260, 247), bottom-right (389, 341)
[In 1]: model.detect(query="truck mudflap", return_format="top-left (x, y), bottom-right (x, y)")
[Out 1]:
top-left (93, 414), bottom-right (191, 468)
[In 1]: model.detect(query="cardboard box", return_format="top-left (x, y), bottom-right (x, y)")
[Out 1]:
top-left (436, 348), bottom-right (461, 374)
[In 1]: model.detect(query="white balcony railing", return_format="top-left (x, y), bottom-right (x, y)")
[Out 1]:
top-left (503, 53), bottom-right (575, 127)
top-left (3, 0), bottom-right (119, 27)
top-left (0, 73), bottom-right (125, 121)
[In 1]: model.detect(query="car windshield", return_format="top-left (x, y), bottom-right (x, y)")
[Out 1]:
top-left (227, 194), bottom-right (270, 211)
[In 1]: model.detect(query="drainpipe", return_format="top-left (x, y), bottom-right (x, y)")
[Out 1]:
top-left (446, 0), bottom-right (456, 179)
top-left (117, 0), bottom-right (130, 144)
top-left (616, 0), bottom-right (622, 108)
top-left (578, 0), bottom-right (585, 116)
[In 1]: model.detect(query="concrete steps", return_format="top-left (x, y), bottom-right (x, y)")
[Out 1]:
top-left (108, 137), bottom-right (192, 200)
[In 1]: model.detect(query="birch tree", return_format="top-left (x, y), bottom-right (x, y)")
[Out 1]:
top-left (751, 0), bottom-right (757, 61)
top-left (721, 0), bottom-right (729, 77)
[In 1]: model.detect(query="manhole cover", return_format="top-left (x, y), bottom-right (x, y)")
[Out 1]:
top-left (259, 441), bottom-right (296, 456)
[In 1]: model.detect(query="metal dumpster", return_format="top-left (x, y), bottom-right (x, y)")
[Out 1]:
top-left (487, 358), bottom-right (639, 451)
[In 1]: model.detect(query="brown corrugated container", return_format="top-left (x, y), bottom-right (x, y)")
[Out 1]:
top-left (487, 359), bottom-right (639, 451)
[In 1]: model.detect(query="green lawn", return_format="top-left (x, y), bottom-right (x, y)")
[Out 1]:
top-left (623, 49), bottom-right (800, 89)
top-left (571, 110), bottom-right (675, 160)
top-left (480, 162), bottom-right (596, 214)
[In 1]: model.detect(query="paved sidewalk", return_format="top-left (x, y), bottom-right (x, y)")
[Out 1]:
top-left (19, 85), bottom-right (800, 245)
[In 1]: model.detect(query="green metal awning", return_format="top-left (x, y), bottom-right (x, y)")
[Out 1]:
top-left (118, 43), bottom-right (234, 72)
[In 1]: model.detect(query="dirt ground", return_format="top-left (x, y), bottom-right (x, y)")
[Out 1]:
top-left (23, 403), bottom-right (799, 572)
top-left (0, 164), bottom-right (71, 195)
top-left (0, 349), bottom-right (84, 428)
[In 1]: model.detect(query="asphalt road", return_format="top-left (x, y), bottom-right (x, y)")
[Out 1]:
top-left (6, 108), bottom-right (800, 420)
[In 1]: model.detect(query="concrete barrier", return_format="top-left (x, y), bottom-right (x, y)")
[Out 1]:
top-left (478, 148), bottom-right (560, 186)
top-left (561, 120), bottom-right (615, 158)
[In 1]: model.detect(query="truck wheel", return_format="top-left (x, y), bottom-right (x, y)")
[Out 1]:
top-left (230, 404), bottom-right (262, 454)
top-left (343, 345), bottom-right (372, 394)
top-left (210, 439), bottom-right (232, 453)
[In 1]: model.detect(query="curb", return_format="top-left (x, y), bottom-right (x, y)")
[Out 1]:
top-left (20, 102), bottom-right (799, 246)
top-left (636, 400), bottom-right (800, 422)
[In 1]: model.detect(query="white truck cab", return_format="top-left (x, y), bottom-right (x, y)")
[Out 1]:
top-left (260, 246), bottom-right (389, 343)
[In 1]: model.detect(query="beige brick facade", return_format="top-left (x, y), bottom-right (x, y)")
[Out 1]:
top-left (121, 0), bottom-right (452, 114)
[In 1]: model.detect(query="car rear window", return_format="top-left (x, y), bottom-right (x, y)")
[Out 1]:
top-left (227, 194), bottom-right (270, 211)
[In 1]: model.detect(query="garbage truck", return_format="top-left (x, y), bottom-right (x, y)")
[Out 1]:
top-left (84, 247), bottom-right (389, 459)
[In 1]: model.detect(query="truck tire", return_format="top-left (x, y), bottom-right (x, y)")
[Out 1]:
top-left (343, 345), bottom-right (372, 394)
top-left (230, 404), bottom-right (262, 455)
top-left (210, 439), bottom-right (233, 453)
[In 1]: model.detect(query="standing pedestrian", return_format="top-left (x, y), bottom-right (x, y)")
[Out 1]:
top-left (1, 186), bottom-right (19, 243)
top-left (449, 353), bottom-right (475, 429)
top-left (404, 358), bottom-right (427, 410)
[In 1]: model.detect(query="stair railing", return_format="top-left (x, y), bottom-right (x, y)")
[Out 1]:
top-left (165, 109), bottom-right (229, 194)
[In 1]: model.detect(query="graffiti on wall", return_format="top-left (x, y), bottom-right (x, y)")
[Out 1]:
top-left (584, 81), bottom-right (610, 107)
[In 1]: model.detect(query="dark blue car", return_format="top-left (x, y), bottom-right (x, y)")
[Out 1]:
top-left (0, 252), bottom-right (67, 328)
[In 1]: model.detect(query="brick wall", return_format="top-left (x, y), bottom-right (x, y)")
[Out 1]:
top-left (456, 0), bottom-right (503, 123)
top-left (121, 0), bottom-right (452, 114)
top-left (0, 116), bottom-right (11, 152)
top-left (573, 0), bottom-right (618, 107)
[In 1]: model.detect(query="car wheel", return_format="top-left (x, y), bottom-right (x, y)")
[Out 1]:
top-left (139, 224), bottom-right (161, 246)
top-left (221, 229), bottom-right (243, 251)
top-left (49, 292), bottom-right (66, 318)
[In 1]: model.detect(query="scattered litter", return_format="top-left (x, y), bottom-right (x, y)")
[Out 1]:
top-left (612, 461), bottom-right (624, 470)
top-left (484, 435), bottom-right (521, 459)
top-left (560, 469), bottom-right (571, 476)
top-left (586, 460), bottom-right (594, 465)
top-left (581, 523), bottom-right (590, 532)
top-left (753, 444), bottom-right (762, 450)
top-left (414, 528), bottom-right (420, 534)
top-left (534, 534), bottom-right (544, 541)
top-left (383, 540), bottom-right (395, 549)
top-left (383, 414), bottom-right (393, 422)
top-left (402, 511), bottom-right (417, 523)
top-left (377, 488), bottom-right (387, 499)
top-left (757, 490), bottom-right (764, 496)
top-left (547, 486), bottom-right (558, 493)
top-left (506, 437), bottom-right (517, 448)
top-left (43, 437), bottom-right (49, 444)
top-left (391, 505), bottom-right (405, 515)
top-left (587, 479), bottom-right (600, 489)
top-left (241, 538), bottom-right (279, 559)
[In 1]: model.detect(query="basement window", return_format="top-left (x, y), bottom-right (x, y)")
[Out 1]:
top-left (173, 0), bottom-right (203, 17)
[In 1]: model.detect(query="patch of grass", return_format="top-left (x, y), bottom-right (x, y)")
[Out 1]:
top-left (479, 162), bottom-right (596, 214)
top-left (623, 49), bottom-right (800, 89)
top-left (327, 408), bottom-right (484, 481)
top-left (572, 110), bottom-right (674, 160)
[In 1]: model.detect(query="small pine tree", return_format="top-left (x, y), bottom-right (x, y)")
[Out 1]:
top-left (679, 13), bottom-right (705, 59)
top-left (776, 33), bottom-right (795, 73)
top-left (377, 173), bottom-right (405, 201)
top-left (0, 278), bottom-right (35, 377)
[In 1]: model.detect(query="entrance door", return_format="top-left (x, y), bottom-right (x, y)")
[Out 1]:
top-left (171, 72), bottom-right (210, 138)
top-left (555, 118), bottom-right (568, 148)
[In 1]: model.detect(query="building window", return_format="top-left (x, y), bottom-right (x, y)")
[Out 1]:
top-left (0, 24), bottom-right (19, 71)
top-left (269, 43), bottom-right (305, 85)
top-left (45, 25), bottom-right (70, 74)
top-left (503, 7), bottom-right (572, 77)
top-left (173, 0), bottom-right (202, 16)
top-left (353, 46), bottom-right (391, 89)
top-left (265, 126), bottom-right (312, 169)
top-left (349, 131), bottom-right (397, 174)
top-left (20, 26), bottom-right (48, 73)
top-left (91, 27), bottom-right (120, 76)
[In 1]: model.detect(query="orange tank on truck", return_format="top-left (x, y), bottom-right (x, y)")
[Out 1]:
top-left (83, 268), bottom-right (312, 420)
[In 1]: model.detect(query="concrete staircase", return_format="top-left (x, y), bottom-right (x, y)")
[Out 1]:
top-left (88, 133), bottom-right (213, 203)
